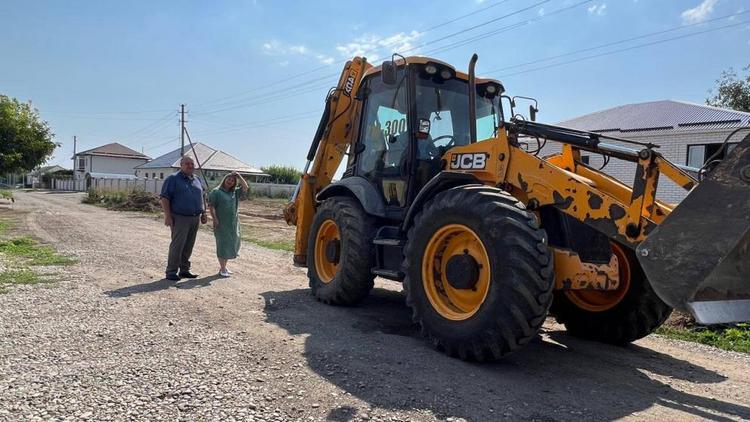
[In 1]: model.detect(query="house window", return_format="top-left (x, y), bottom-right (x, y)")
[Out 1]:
top-left (77, 157), bottom-right (85, 171)
top-left (152, 172), bottom-right (156, 178)
top-left (581, 155), bottom-right (590, 165)
top-left (687, 143), bottom-right (738, 168)
top-left (144, 172), bottom-right (148, 179)
top-left (160, 173), bottom-right (164, 179)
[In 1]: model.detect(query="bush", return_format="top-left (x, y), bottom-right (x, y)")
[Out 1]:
top-left (261, 165), bottom-right (301, 185)
top-left (82, 188), bottom-right (161, 212)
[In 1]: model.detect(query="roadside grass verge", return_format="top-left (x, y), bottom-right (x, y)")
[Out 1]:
top-left (0, 269), bottom-right (46, 286)
top-left (0, 220), bottom-right (9, 235)
top-left (0, 237), bottom-right (76, 265)
top-left (0, 216), bottom-right (74, 294)
top-left (0, 190), bottom-right (13, 201)
top-left (656, 323), bottom-right (750, 354)
top-left (243, 235), bottom-right (294, 252)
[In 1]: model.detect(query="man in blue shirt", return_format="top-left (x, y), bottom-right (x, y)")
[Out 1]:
top-left (160, 156), bottom-right (207, 281)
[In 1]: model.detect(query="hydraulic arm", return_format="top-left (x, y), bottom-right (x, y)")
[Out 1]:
top-left (284, 57), bottom-right (371, 265)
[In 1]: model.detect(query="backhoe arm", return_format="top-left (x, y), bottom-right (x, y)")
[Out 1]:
top-left (283, 57), bottom-right (371, 266)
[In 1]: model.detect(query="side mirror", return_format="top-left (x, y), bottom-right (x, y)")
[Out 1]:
top-left (529, 105), bottom-right (538, 122)
top-left (382, 60), bottom-right (397, 85)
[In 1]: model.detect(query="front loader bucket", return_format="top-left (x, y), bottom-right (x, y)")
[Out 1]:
top-left (636, 133), bottom-right (750, 324)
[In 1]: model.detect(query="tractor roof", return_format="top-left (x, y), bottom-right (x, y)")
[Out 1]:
top-left (362, 55), bottom-right (503, 87)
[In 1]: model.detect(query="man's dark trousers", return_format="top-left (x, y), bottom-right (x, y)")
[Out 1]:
top-left (166, 214), bottom-right (201, 276)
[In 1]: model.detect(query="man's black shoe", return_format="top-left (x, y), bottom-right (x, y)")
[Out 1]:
top-left (165, 273), bottom-right (180, 281)
top-left (178, 271), bottom-right (199, 278)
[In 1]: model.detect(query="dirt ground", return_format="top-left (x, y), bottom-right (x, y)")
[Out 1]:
top-left (238, 198), bottom-right (294, 245)
top-left (0, 191), bottom-right (749, 421)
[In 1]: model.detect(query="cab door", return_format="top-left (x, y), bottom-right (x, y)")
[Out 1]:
top-left (354, 69), bottom-right (412, 211)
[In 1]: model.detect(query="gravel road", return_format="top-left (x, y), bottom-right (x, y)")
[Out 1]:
top-left (1, 191), bottom-right (749, 421)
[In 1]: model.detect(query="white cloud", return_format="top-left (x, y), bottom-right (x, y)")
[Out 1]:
top-left (587, 3), bottom-right (607, 15)
top-left (317, 55), bottom-right (335, 65)
top-left (261, 40), bottom-right (285, 55)
top-left (288, 45), bottom-right (307, 55)
top-left (261, 29), bottom-right (421, 67)
top-left (538, 7), bottom-right (545, 16)
top-left (261, 40), bottom-right (332, 65)
top-left (335, 30), bottom-right (421, 62)
top-left (681, 0), bottom-right (718, 24)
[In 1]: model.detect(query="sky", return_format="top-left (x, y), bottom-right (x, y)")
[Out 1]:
top-left (1, 0), bottom-right (748, 171)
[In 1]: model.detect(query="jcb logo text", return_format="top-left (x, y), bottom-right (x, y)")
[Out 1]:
top-left (450, 153), bottom-right (487, 170)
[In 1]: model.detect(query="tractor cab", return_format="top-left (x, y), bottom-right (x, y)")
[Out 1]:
top-left (346, 57), bottom-right (505, 213)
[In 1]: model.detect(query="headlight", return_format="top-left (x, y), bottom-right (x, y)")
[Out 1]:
top-left (425, 64), bottom-right (438, 75)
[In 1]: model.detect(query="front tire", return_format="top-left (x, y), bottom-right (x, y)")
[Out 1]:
top-left (403, 185), bottom-right (554, 361)
top-left (307, 196), bottom-right (376, 305)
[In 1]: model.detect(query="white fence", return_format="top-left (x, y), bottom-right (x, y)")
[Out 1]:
top-left (52, 177), bottom-right (296, 198)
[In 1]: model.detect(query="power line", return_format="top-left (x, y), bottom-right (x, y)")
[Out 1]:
top-left (193, 0), bottom-right (559, 115)
top-left (189, 110), bottom-right (322, 138)
top-left (492, 19), bottom-right (749, 79)
top-left (144, 136), bottom-right (181, 152)
top-left (191, 0), bottom-right (532, 110)
top-left (41, 108), bottom-right (173, 115)
top-left (396, 0), bottom-right (556, 56)
top-left (484, 9), bottom-right (750, 74)
top-left (192, 78), bottom-right (335, 116)
top-left (423, 0), bottom-right (592, 57)
top-left (118, 111), bottom-right (177, 144)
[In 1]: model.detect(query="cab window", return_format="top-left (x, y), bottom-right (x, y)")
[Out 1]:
top-left (356, 71), bottom-right (409, 207)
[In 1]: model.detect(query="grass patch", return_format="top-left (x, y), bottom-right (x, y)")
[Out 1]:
top-left (656, 324), bottom-right (750, 354)
top-left (0, 237), bottom-right (76, 265)
top-left (0, 220), bottom-right (10, 235)
top-left (244, 236), bottom-right (294, 252)
top-left (0, 269), bottom-right (44, 285)
top-left (0, 190), bottom-right (13, 201)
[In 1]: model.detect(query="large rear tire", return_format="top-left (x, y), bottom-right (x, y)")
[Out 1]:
top-left (403, 185), bottom-right (554, 361)
top-left (551, 242), bottom-right (672, 344)
top-left (307, 196), bottom-right (376, 305)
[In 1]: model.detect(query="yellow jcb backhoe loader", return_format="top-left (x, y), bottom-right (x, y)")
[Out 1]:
top-left (283, 54), bottom-right (750, 361)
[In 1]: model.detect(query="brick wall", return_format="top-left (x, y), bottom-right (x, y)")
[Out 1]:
top-left (537, 127), bottom-right (740, 204)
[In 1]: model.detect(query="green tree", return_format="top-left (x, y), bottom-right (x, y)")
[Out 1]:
top-left (706, 65), bottom-right (750, 112)
top-left (0, 95), bottom-right (56, 173)
top-left (261, 165), bottom-right (302, 185)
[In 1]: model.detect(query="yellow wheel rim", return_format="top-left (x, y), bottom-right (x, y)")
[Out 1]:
top-left (421, 224), bottom-right (491, 321)
top-left (565, 242), bottom-right (632, 312)
top-left (314, 219), bottom-right (340, 284)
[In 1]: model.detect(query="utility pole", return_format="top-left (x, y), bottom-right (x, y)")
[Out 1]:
top-left (73, 136), bottom-right (77, 179)
top-left (180, 104), bottom-right (186, 156)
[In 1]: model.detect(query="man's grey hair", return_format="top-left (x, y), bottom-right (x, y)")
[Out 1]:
top-left (180, 155), bottom-right (195, 164)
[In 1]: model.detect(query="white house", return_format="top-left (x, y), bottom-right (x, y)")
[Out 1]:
top-left (73, 143), bottom-right (150, 184)
top-left (134, 143), bottom-right (267, 187)
top-left (539, 100), bottom-right (750, 203)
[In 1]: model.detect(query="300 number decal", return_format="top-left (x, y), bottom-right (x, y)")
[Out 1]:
top-left (383, 118), bottom-right (407, 137)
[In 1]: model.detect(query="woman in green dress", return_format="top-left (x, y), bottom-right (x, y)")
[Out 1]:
top-left (208, 172), bottom-right (248, 277)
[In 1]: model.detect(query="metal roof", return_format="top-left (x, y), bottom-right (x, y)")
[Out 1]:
top-left (74, 142), bottom-right (150, 159)
top-left (86, 172), bottom-right (137, 180)
top-left (557, 100), bottom-right (750, 134)
top-left (135, 143), bottom-right (265, 174)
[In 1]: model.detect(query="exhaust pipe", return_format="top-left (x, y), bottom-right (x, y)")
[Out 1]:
top-left (468, 53), bottom-right (478, 143)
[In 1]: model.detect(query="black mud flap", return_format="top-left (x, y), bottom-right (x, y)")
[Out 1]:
top-left (636, 134), bottom-right (750, 324)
